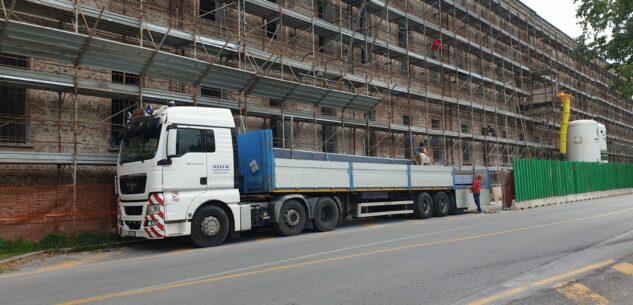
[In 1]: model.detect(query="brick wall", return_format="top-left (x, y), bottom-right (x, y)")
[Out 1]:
top-left (0, 183), bottom-right (117, 241)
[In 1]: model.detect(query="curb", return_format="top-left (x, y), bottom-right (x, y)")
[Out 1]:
top-left (512, 189), bottom-right (633, 210)
top-left (0, 250), bottom-right (46, 265)
top-left (0, 239), bottom-right (144, 266)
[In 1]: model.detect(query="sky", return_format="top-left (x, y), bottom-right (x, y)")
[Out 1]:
top-left (520, 0), bottom-right (583, 38)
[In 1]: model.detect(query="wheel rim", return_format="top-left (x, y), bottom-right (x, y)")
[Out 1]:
top-left (284, 208), bottom-right (301, 227)
top-left (423, 199), bottom-right (431, 213)
top-left (319, 205), bottom-right (334, 223)
top-left (201, 216), bottom-right (221, 237)
top-left (440, 198), bottom-right (448, 212)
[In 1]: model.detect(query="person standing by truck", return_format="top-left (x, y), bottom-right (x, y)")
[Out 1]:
top-left (471, 174), bottom-right (482, 213)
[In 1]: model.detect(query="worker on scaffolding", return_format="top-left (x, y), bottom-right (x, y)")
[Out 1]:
top-left (431, 39), bottom-right (442, 58)
top-left (414, 142), bottom-right (431, 165)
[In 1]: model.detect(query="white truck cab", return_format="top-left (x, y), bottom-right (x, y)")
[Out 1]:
top-left (117, 106), bottom-right (241, 246)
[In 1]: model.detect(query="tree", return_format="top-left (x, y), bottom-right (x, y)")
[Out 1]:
top-left (574, 0), bottom-right (633, 98)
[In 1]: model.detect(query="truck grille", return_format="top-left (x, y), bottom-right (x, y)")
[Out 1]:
top-left (119, 175), bottom-right (146, 194)
top-left (124, 206), bottom-right (143, 216)
top-left (125, 221), bottom-right (142, 230)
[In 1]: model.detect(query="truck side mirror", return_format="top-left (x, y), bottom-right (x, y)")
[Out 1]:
top-left (167, 128), bottom-right (178, 158)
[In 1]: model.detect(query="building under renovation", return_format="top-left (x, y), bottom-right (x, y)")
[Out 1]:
top-left (1, 0), bottom-right (632, 240)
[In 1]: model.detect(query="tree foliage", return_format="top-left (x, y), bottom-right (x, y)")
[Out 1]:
top-left (574, 0), bottom-right (633, 98)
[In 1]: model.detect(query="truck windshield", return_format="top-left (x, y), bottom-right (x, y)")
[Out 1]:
top-left (119, 117), bottom-right (162, 165)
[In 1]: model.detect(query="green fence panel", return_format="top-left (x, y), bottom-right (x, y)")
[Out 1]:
top-left (513, 160), bottom-right (633, 202)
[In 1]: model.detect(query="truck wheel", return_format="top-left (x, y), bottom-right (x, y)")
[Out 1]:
top-left (190, 205), bottom-right (230, 247)
top-left (413, 192), bottom-right (433, 219)
top-left (273, 199), bottom-right (306, 236)
top-left (433, 192), bottom-right (450, 217)
top-left (313, 197), bottom-right (340, 232)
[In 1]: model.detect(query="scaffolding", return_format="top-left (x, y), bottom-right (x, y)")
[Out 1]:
top-left (1, 0), bottom-right (632, 174)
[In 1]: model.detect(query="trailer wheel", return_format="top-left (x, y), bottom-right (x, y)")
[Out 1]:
top-left (432, 192), bottom-right (450, 217)
top-left (313, 197), bottom-right (340, 232)
top-left (413, 192), bottom-right (433, 219)
top-left (190, 205), bottom-right (230, 247)
top-left (273, 199), bottom-right (307, 236)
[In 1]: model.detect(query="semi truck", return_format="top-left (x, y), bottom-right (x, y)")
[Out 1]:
top-left (116, 105), bottom-right (489, 247)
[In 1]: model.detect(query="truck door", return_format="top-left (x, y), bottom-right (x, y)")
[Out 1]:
top-left (163, 127), bottom-right (207, 221)
top-left (206, 128), bottom-right (234, 190)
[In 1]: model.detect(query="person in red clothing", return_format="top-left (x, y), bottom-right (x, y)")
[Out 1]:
top-left (431, 39), bottom-right (442, 58)
top-left (471, 174), bottom-right (483, 213)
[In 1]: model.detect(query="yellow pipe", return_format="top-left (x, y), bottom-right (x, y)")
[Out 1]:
top-left (558, 93), bottom-right (571, 155)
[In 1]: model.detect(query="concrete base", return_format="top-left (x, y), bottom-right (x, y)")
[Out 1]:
top-left (512, 188), bottom-right (633, 210)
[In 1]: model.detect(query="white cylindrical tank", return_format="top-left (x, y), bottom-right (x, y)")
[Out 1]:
top-left (566, 120), bottom-right (601, 162)
top-left (598, 123), bottom-right (608, 163)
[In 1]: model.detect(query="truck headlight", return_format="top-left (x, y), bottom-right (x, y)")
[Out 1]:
top-left (145, 220), bottom-right (158, 227)
top-left (147, 204), bottom-right (160, 215)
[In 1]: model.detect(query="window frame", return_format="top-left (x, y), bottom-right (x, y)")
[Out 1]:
top-left (430, 136), bottom-right (444, 163)
top-left (462, 139), bottom-right (472, 164)
top-left (175, 127), bottom-right (216, 157)
top-left (201, 86), bottom-right (222, 98)
top-left (0, 53), bottom-right (29, 145)
top-left (112, 70), bottom-right (139, 86)
top-left (403, 115), bottom-right (411, 126)
top-left (320, 107), bottom-right (338, 153)
top-left (431, 119), bottom-right (442, 130)
top-left (265, 0), bottom-right (279, 39)
top-left (0, 85), bottom-right (28, 144)
top-left (199, 0), bottom-right (216, 21)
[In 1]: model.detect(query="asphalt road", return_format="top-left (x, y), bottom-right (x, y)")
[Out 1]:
top-left (3, 195), bottom-right (633, 305)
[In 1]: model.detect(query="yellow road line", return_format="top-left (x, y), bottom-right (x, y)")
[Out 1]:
top-left (166, 249), bottom-right (194, 256)
top-left (36, 261), bottom-right (82, 273)
top-left (467, 287), bottom-right (529, 305)
top-left (468, 260), bottom-right (614, 305)
top-left (2, 251), bottom-right (118, 280)
top-left (556, 283), bottom-right (609, 305)
top-left (364, 223), bottom-right (383, 228)
top-left (255, 237), bottom-right (275, 243)
top-left (533, 260), bottom-right (614, 286)
top-left (611, 262), bottom-right (633, 276)
top-left (56, 207), bottom-right (633, 305)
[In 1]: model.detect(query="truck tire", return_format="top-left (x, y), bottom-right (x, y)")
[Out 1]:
top-left (413, 192), bottom-right (433, 219)
top-left (190, 205), bottom-right (230, 247)
top-left (432, 191), bottom-right (450, 217)
top-left (313, 197), bottom-right (340, 232)
top-left (273, 199), bottom-right (307, 236)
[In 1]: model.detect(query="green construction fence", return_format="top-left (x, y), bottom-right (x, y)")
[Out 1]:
top-left (513, 160), bottom-right (633, 202)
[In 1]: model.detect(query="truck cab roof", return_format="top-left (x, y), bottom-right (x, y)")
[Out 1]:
top-left (164, 106), bottom-right (235, 128)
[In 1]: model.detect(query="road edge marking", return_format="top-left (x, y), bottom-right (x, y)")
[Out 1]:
top-left (611, 262), bottom-right (633, 276)
top-left (35, 261), bottom-right (82, 273)
top-left (467, 260), bottom-right (614, 305)
top-left (556, 282), bottom-right (609, 305)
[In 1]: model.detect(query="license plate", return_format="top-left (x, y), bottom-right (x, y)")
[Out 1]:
top-left (128, 231), bottom-right (136, 237)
